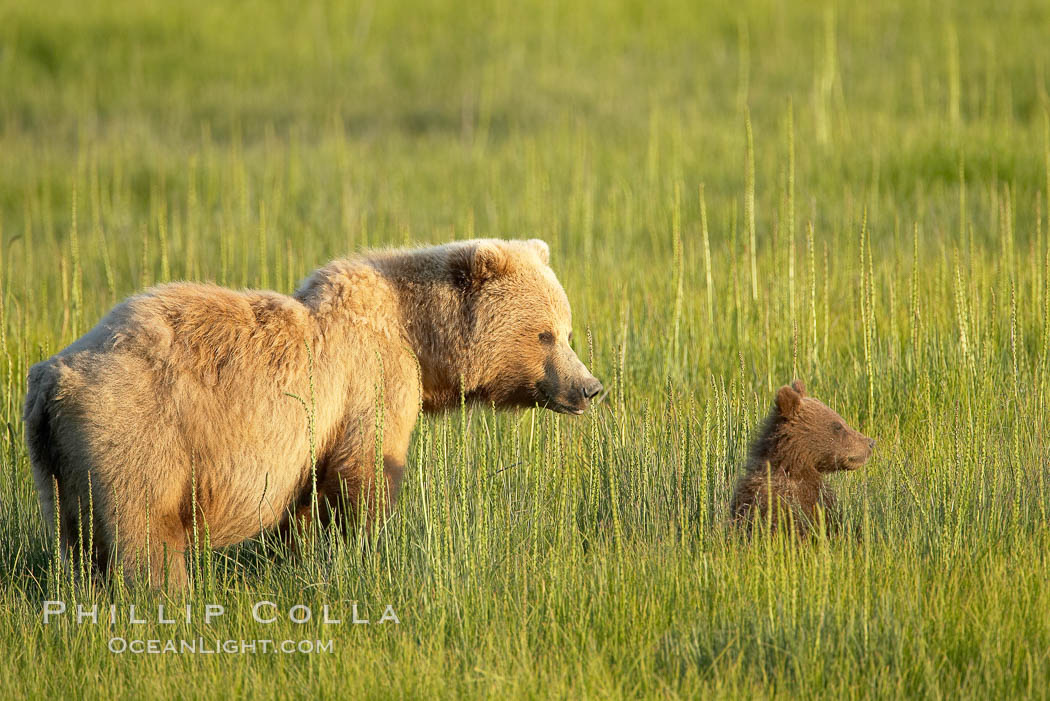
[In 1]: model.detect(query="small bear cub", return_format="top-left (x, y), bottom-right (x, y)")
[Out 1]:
top-left (731, 380), bottom-right (874, 536)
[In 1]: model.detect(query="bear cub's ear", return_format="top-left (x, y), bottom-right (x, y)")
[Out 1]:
top-left (790, 379), bottom-right (805, 396)
top-left (776, 383), bottom-right (803, 418)
top-left (469, 241), bottom-right (510, 281)
top-left (526, 238), bottom-right (550, 264)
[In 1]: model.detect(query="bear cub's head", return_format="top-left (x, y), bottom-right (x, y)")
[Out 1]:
top-left (756, 380), bottom-right (874, 473)
top-left (458, 239), bottom-right (602, 415)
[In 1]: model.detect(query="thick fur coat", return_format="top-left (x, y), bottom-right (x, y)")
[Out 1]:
top-left (24, 238), bottom-right (601, 587)
top-left (730, 380), bottom-right (875, 536)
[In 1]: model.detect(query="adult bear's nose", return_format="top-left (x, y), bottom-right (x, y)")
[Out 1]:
top-left (581, 378), bottom-right (603, 400)
top-left (868, 438), bottom-right (876, 451)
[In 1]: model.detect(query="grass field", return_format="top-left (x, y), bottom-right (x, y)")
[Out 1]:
top-left (2, 0), bottom-right (1050, 697)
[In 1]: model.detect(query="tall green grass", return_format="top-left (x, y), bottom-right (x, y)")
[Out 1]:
top-left (1, 0), bottom-right (1050, 697)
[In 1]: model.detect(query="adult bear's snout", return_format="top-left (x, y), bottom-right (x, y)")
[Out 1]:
top-left (581, 377), bottom-right (603, 400)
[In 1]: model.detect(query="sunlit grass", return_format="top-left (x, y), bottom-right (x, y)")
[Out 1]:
top-left (1, 0), bottom-right (1050, 697)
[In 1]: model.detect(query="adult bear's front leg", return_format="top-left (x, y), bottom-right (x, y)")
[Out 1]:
top-left (281, 454), bottom-right (407, 548)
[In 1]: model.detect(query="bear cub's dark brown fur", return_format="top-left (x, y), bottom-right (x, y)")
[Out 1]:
top-left (731, 380), bottom-right (874, 536)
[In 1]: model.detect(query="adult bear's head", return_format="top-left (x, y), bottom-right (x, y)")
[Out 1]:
top-left (451, 238), bottom-right (602, 415)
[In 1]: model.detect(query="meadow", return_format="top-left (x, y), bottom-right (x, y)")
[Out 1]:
top-left (1, 0), bottom-right (1050, 697)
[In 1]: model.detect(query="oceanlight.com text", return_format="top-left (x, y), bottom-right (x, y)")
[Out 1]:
top-left (108, 637), bottom-right (335, 655)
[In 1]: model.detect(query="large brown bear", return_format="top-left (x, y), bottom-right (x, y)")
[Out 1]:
top-left (24, 238), bottom-right (601, 587)
top-left (730, 380), bottom-right (874, 536)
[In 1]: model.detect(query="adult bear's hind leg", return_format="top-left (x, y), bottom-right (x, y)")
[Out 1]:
top-left (109, 508), bottom-right (188, 591)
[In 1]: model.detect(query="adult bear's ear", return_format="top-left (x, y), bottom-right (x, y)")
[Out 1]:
top-left (526, 238), bottom-right (550, 264)
top-left (469, 241), bottom-right (509, 281)
top-left (776, 384), bottom-right (802, 418)
top-left (790, 379), bottom-right (806, 396)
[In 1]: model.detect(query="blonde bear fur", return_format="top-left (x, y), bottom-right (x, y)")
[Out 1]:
top-left (24, 238), bottom-right (601, 587)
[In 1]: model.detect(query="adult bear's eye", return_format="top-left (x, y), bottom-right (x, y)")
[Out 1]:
top-left (538, 332), bottom-right (554, 345)
top-left (833, 422), bottom-right (844, 432)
